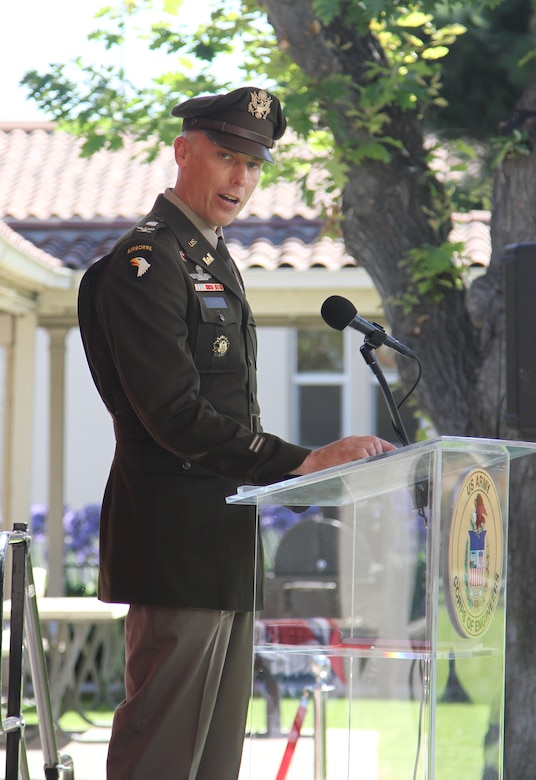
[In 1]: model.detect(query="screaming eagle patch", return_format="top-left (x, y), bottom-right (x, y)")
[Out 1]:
top-left (127, 243), bottom-right (152, 278)
top-left (130, 256), bottom-right (151, 278)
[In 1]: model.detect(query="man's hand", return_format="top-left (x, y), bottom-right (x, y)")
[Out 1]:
top-left (290, 435), bottom-right (396, 476)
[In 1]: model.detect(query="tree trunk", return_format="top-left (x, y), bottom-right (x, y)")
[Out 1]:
top-left (264, 1), bottom-right (536, 775)
top-left (264, 0), bottom-right (480, 433)
top-left (485, 71), bottom-right (536, 777)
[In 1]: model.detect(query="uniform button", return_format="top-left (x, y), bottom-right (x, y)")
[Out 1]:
top-left (248, 357), bottom-right (253, 365)
top-left (182, 461), bottom-right (192, 471)
top-left (219, 313), bottom-right (225, 321)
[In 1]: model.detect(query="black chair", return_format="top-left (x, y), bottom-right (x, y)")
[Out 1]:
top-left (268, 516), bottom-right (345, 618)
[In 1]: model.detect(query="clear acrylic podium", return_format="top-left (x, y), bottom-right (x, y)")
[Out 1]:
top-left (228, 436), bottom-right (536, 780)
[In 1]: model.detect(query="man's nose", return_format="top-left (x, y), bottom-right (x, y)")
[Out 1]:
top-left (231, 161), bottom-right (249, 183)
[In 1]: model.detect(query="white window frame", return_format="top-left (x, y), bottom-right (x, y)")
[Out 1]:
top-left (290, 327), bottom-right (351, 446)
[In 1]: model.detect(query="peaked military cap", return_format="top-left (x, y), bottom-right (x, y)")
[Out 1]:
top-left (171, 86), bottom-right (287, 163)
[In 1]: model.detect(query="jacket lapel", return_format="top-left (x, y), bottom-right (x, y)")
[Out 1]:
top-left (152, 195), bottom-right (244, 298)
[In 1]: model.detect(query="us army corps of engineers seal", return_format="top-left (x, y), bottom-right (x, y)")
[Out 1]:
top-left (445, 467), bottom-right (504, 639)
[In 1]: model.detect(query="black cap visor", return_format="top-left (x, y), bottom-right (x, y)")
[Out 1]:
top-left (183, 117), bottom-right (274, 162)
top-left (203, 129), bottom-right (273, 163)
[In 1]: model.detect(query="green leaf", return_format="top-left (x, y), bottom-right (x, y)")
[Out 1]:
top-left (163, 0), bottom-right (184, 13)
top-left (396, 11), bottom-right (433, 28)
top-left (421, 45), bottom-right (449, 60)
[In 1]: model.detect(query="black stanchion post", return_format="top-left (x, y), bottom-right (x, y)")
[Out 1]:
top-left (5, 523), bottom-right (29, 780)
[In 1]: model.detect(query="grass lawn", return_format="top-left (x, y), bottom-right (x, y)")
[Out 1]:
top-left (247, 696), bottom-right (493, 779)
top-left (21, 701), bottom-right (114, 733)
top-left (18, 694), bottom-right (493, 779)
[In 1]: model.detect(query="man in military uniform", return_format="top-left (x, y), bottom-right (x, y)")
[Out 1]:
top-left (78, 86), bottom-right (394, 780)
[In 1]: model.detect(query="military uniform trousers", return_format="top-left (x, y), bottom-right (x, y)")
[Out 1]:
top-left (106, 605), bottom-right (254, 780)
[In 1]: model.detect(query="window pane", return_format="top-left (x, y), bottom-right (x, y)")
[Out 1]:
top-left (297, 329), bottom-right (343, 373)
top-left (298, 385), bottom-right (342, 448)
top-left (374, 385), bottom-right (420, 445)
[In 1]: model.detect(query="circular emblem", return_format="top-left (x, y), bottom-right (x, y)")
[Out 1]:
top-left (445, 468), bottom-right (503, 638)
top-left (212, 335), bottom-right (230, 358)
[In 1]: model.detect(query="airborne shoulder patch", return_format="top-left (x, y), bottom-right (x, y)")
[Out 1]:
top-left (130, 256), bottom-right (151, 278)
top-left (126, 243), bottom-right (153, 279)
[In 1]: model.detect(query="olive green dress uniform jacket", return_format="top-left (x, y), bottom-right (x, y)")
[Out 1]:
top-left (78, 194), bottom-right (310, 612)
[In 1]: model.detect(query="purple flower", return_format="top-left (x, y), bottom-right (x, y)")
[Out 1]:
top-left (30, 503), bottom-right (101, 595)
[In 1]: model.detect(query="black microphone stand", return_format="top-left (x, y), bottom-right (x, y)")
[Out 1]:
top-left (359, 340), bottom-right (411, 447)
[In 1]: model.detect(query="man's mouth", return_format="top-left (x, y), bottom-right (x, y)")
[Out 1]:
top-left (219, 194), bottom-right (240, 206)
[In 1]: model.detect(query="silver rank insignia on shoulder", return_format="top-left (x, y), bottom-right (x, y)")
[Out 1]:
top-left (202, 253), bottom-right (214, 266)
top-left (212, 335), bottom-right (230, 358)
top-left (136, 221), bottom-right (159, 234)
top-left (130, 257), bottom-right (151, 277)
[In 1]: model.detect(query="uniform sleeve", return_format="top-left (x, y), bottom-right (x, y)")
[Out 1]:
top-left (91, 231), bottom-right (310, 485)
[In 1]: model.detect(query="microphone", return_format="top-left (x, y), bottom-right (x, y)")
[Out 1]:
top-left (321, 295), bottom-right (417, 359)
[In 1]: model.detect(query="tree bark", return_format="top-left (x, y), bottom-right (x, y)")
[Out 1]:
top-left (264, 1), bottom-right (536, 774)
top-left (265, 0), bottom-right (479, 432)
top-left (485, 73), bottom-right (536, 777)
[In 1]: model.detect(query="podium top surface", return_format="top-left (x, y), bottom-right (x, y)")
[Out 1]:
top-left (227, 435), bottom-right (536, 507)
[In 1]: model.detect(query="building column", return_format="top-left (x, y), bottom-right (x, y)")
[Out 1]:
top-left (47, 326), bottom-right (69, 596)
top-left (1, 311), bottom-right (36, 537)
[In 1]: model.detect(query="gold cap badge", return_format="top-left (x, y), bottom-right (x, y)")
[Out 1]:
top-left (248, 90), bottom-right (272, 121)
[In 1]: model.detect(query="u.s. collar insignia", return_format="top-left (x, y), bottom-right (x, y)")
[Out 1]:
top-left (130, 256), bottom-right (151, 277)
top-left (212, 335), bottom-right (230, 358)
top-left (202, 253), bottom-right (214, 266)
top-left (188, 237), bottom-right (198, 248)
top-left (248, 90), bottom-right (272, 120)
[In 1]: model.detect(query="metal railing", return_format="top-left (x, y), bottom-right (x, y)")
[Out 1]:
top-left (0, 522), bottom-right (74, 779)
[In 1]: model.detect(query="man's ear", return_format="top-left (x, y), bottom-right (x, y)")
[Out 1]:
top-left (174, 135), bottom-right (189, 165)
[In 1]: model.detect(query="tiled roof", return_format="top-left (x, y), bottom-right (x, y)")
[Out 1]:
top-left (450, 210), bottom-right (491, 267)
top-left (0, 123), bottom-right (173, 221)
top-left (0, 218), bottom-right (63, 270)
top-left (0, 123), bottom-right (491, 271)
